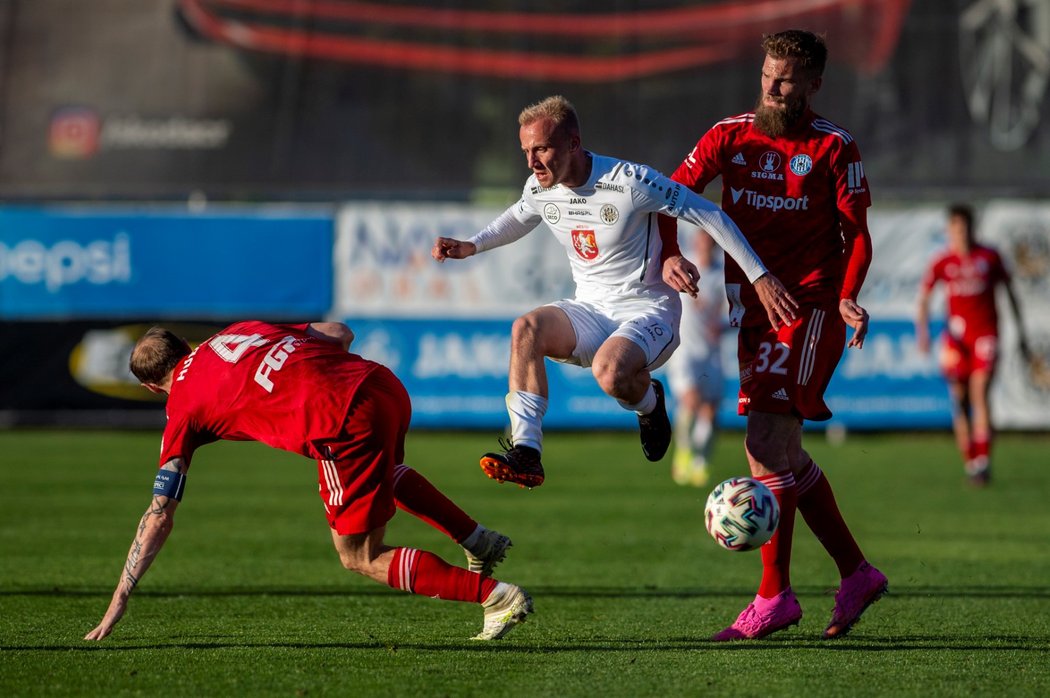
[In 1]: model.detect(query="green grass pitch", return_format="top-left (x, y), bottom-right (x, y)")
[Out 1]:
top-left (2, 429), bottom-right (1049, 696)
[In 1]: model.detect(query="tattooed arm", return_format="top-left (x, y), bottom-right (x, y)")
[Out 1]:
top-left (84, 458), bottom-right (186, 641)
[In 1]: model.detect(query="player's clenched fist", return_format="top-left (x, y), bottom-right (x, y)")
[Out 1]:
top-left (432, 237), bottom-right (477, 262)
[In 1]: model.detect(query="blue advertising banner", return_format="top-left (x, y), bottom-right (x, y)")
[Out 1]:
top-left (0, 206), bottom-right (333, 319)
top-left (342, 316), bottom-right (637, 430)
top-left (341, 316), bottom-right (955, 431)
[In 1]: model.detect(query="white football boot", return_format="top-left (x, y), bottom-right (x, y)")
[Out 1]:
top-left (473, 583), bottom-right (533, 640)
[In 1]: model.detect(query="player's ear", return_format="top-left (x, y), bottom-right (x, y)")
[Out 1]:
top-left (142, 383), bottom-right (165, 395)
top-left (809, 75), bottom-right (823, 95)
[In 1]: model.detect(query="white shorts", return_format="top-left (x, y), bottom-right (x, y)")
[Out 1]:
top-left (548, 298), bottom-right (680, 370)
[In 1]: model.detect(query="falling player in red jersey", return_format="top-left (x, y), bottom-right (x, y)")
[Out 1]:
top-left (916, 204), bottom-right (1030, 486)
top-left (85, 321), bottom-right (532, 642)
top-left (661, 29), bottom-right (887, 640)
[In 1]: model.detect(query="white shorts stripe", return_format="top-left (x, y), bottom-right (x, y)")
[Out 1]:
top-left (322, 459), bottom-right (342, 506)
top-left (393, 464), bottom-right (411, 486)
top-left (798, 309), bottom-right (825, 387)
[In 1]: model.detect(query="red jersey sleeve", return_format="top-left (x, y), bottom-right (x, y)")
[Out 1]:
top-left (671, 124), bottom-right (726, 192)
top-left (657, 214), bottom-right (681, 262)
top-left (158, 410), bottom-right (216, 468)
top-left (920, 255), bottom-right (945, 294)
top-left (839, 206), bottom-right (872, 301)
top-left (664, 125), bottom-right (727, 264)
top-left (831, 138), bottom-right (872, 214)
top-left (828, 138), bottom-right (873, 301)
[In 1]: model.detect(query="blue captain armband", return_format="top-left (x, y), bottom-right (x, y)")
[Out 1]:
top-left (153, 469), bottom-right (186, 501)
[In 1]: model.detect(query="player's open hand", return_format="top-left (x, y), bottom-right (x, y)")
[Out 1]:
top-left (840, 298), bottom-right (870, 349)
top-left (431, 237), bottom-right (477, 262)
top-left (84, 596), bottom-right (127, 641)
top-left (662, 255), bottom-right (700, 298)
top-left (753, 273), bottom-right (798, 328)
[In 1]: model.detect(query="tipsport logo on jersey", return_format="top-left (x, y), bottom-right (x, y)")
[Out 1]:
top-left (730, 188), bottom-right (810, 212)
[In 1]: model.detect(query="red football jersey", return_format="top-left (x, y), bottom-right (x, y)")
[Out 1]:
top-left (159, 321), bottom-right (380, 467)
top-left (671, 110), bottom-right (872, 328)
top-left (920, 244), bottom-right (1009, 341)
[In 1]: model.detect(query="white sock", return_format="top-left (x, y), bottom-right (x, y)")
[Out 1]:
top-left (506, 391), bottom-right (546, 452)
top-left (460, 524), bottom-right (485, 551)
top-left (675, 409), bottom-right (694, 455)
top-left (619, 383), bottom-right (657, 415)
top-left (692, 416), bottom-right (713, 460)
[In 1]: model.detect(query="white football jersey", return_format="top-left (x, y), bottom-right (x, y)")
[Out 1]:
top-left (471, 152), bottom-right (765, 307)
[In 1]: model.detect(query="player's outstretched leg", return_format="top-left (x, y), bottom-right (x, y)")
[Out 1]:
top-left (823, 562), bottom-right (888, 639)
top-left (712, 588), bottom-right (803, 641)
top-left (480, 437), bottom-right (545, 488)
top-left (390, 464), bottom-right (513, 575)
top-left (637, 379), bottom-right (672, 462)
top-left (473, 582), bottom-right (534, 640)
top-left (383, 546), bottom-right (533, 641)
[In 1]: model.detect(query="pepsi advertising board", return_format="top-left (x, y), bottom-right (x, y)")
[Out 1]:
top-left (0, 206), bottom-right (333, 319)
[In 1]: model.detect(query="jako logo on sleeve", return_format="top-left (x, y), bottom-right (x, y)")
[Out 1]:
top-left (0, 233), bottom-right (131, 292)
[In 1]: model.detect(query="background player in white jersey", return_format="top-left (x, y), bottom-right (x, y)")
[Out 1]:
top-left (665, 227), bottom-right (727, 487)
top-left (432, 95), bottom-right (797, 489)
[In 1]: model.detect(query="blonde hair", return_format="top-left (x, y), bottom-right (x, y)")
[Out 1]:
top-left (518, 95), bottom-right (581, 137)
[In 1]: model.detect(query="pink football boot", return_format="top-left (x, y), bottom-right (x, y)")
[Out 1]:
top-left (824, 562), bottom-right (888, 638)
top-left (712, 587), bottom-right (803, 641)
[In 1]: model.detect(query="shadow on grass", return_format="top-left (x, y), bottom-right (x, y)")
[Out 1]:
top-left (3, 584), bottom-right (1050, 599)
top-left (6, 634), bottom-right (1050, 653)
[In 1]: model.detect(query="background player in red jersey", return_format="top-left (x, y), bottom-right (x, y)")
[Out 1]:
top-left (85, 321), bottom-right (532, 642)
top-left (916, 203), bottom-right (1030, 486)
top-left (661, 29), bottom-right (887, 641)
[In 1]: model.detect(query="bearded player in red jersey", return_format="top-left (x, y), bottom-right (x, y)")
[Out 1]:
top-left (916, 204), bottom-right (1030, 486)
top-left (661, 29), bottom-right (887, 640)
top-left (85, 321), bottom-right (532, 642)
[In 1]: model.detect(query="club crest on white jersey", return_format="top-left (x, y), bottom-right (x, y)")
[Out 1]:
top-left (571, 229), bottom-right (599, 260)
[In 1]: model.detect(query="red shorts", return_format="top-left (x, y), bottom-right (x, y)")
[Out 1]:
top-left (316, 365), bottom-right (411, 535)
top-left (736, 302), bottom-right (846, 421)
top-left (940, 333), bottom-right (998, 381)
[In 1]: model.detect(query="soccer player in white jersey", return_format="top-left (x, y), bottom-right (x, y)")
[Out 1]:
top-left (666, 228), bottom-right (727, 488)
top-left (432, 95), bottom-right (797, 489)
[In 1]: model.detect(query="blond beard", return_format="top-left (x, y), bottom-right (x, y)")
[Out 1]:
top-left (753, 95), bottom-right (806, 137)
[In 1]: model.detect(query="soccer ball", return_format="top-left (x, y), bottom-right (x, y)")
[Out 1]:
top-left (704, 477), bottom-right (780, 551)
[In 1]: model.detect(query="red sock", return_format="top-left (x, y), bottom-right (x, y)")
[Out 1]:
top-left (393, 465), bottom-right (477, 543)
top-left (387, 548), bottom-right (498, 603)
top-left (756, 472), bottom-right (797, 599)
top-left (796, 460), bottom-right (864, 577)
top-left (972, 438), bottom-right (989, 460)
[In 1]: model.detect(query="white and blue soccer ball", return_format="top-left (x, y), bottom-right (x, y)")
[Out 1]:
top-left (704, 477), bottom-right (780, 551)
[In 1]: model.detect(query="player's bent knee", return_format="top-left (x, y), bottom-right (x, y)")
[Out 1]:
top-left (511, 312), bottom-right (548, 341)
top-left (590, 360), bottom-right (618, 394)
